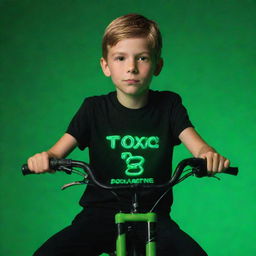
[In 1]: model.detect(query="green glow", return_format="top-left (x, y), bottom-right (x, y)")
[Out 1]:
top-left (147, 136), bottom-right (159, 149)
top-left (106, 135), bottom-right (160, 150)
top-left (106, 135), bottom-right (121, 149)
top-left (106, 135), bottom-right (160, 177)
top-left (110, 178), bottom-right (154, 184)
top-left (121, 135), bottom-right (135, 149)
top-left (121, 152), bottom-right (145, 176)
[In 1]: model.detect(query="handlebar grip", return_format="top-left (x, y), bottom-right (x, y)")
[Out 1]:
top-left (21, 158), bottom-right (72, 175)
top-left (22, 164), bottom-right (33, 175)
top-left (222, 167), bottom-right (238, 176)
top-left (194, 166), bottom-right (239, 177)
top-left (190, 158), bottom-right (239, 177)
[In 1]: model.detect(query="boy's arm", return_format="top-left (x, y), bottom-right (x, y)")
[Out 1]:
top-left (27, 133), bottom-right (77, 173)
top-left (179, 127), bottom-right (230, 174)
top-left (47, 133), bottom-right (77, 158)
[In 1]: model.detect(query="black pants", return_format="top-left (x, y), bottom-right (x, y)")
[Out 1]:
top-left (33, 208), bottom-right (207, 256)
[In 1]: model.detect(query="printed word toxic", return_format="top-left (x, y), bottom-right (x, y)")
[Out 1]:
top-left (106, 135), bottom-right (159, 150)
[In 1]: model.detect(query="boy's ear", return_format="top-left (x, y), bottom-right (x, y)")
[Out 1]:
top-left (154, 58), bottom-right (164, 76)
top-left (100, 57), bottom-right (111, 77)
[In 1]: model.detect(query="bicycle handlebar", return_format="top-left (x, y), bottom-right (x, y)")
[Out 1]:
top-left (21, 158), bottom-right (238, 190)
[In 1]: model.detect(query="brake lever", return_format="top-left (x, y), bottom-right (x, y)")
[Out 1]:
top-left (61, 179), bottom-right (89, 190)
top-left (56, 166), bottom-right (89, 190)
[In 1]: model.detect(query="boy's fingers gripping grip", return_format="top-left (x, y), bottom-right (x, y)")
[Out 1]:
top-left (21, 158), bottom-right (72, 175)
top-left (191, 158), bottom-right (239, 177)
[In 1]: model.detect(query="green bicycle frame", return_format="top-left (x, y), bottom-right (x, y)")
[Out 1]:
top-left (115, 212), bottom-right (157, 256)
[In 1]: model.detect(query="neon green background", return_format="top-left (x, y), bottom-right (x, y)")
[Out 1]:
top-left (0, 0), bottom-right (255, 255)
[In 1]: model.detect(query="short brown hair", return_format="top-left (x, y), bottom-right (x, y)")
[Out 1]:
top-left (102, 14), bottom-right (162, 60)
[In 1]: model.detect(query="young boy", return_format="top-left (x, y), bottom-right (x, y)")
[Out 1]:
top-left (28, 14), bottom-right (229, 255)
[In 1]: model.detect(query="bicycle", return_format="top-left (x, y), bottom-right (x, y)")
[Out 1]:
top-left (22, 158), bottom-right (238, 256)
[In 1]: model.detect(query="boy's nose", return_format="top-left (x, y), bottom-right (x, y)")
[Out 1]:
top-left (127, 60), bottom-right (138, 74)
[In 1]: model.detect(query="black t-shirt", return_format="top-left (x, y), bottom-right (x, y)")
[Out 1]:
top-left (66, 90), bottom-right (193, 213)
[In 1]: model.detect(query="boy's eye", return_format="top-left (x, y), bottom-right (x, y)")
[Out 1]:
top-left (115, 56), bottom-right (125, 61)
top-left (138, 56), bottom-right (149, 61)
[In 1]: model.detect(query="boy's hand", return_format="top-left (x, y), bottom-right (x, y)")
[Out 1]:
top-left (26, 133), bottom-right (77, 174)
top-left (179, 128), bottom-right (230, 175)
top-left (27, 151), bottom-right (54, 174)
top-left (199, 151), bottom-right (230, 175)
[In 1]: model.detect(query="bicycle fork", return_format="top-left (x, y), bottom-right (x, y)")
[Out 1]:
top-left (115, 212), bottom-right (157, 256)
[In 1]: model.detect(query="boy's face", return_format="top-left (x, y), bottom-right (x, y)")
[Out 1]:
top-left (101, 38), bottom-right (163, 98)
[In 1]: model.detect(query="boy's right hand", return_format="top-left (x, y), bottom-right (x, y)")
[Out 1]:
top-left (27, 151), bottom-right (54, 174)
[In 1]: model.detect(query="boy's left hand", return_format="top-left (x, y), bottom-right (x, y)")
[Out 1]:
top-left (199, 151), bottom-right (230, 175)
top-left (179, 128), bottom-right (230, 175)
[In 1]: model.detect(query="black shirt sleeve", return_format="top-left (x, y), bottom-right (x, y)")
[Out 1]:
top-left (169, 93), bottom-right (194, 145)
top-left (66, 99), bottom-right (90, 150)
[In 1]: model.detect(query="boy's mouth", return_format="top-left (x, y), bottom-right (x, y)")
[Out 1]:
top-left (123, 79), bottom-right (140, 84)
